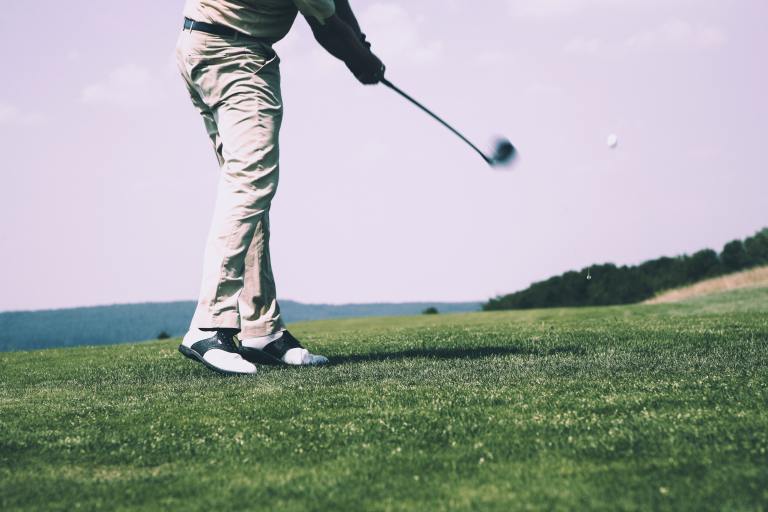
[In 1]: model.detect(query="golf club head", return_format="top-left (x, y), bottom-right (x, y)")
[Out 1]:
top-left (489, 138), bottom-right (517, 167)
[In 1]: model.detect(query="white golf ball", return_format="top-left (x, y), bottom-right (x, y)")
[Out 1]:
top-left (607, 134), bottom-right (619, 148)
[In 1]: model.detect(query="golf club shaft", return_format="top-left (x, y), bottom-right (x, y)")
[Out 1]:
top-left (381, 78), bottom-right (491, 164)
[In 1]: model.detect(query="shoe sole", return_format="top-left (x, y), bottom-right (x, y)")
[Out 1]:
top-left (239, 346), bottom-right (329, 366)
top-left (239, 346), bottom-right (284, 366)
top-left (178, 345), bottom-right (254, 376)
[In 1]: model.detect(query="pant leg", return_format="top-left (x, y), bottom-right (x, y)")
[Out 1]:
top-left (178, 75), bottom-right (224, 168)
top-left (238, 208), bottom-right (283, 337)
top-left (175, 30), bottom-right (285, 334)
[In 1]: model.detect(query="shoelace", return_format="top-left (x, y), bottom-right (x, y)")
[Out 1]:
top-left (214, 330), bottom-right (239, 352)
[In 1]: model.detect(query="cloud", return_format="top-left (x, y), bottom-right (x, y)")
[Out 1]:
top-left (0, 101), bottom-right (46, 126)
top-left (508, 0), bottom-right (630, 18)
top-left (360, 3), bottom-right (443, 64)
top-left (625, 20), bottom-right (727, 51)
top-left (526, 82), bottom-right (564, 98)
top-left (81, 64), bottom-right (160, 108)
top-left (66, 50), bottom-right (82, 62)
top-left (564, 20), bottom-right (727, 56)
top-left (509, 0), bottom-right (587, 18)
top-left (564, 37), bottom-right (603, 55)
top-left (0, 102), bottom-right (16, 123)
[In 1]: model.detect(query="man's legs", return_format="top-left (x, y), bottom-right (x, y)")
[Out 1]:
top-left (176, 31), bottom-right (284, 357)
top-left (176, 30), bottom-right (327, 370)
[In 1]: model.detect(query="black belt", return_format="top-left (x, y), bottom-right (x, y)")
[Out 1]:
top-left (183, 17), bottom-right (274, 44)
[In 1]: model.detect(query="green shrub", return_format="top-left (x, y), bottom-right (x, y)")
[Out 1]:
top-left (721, 240), bottom-right (748, 272)
top-left (484, 227), bottom-right (767, 311)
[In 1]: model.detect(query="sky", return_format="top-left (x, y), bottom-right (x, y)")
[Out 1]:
top-left (1, 0), bottom-right (766, 312)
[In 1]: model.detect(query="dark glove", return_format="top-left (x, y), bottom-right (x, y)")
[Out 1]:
top-left (360, 32), bottom-right (372, 50)
top-left (347, 51), bottom-right (385, 85)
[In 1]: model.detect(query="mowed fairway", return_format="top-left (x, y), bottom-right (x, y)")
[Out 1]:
top-left (2, 289), bottom-right (767, 511)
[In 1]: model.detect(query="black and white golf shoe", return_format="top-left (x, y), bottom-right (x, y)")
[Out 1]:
top-left (239, 330), bottom-right (329, 366)
top-left (178, 329), bottom-right (257, 375)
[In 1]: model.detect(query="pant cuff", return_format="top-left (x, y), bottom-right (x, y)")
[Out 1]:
top-left (239, 320), bottom-right (285, 339)
top-left (191, 311), bottom-right (241, 331)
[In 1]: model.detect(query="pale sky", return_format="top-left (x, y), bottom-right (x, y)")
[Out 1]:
top-left (1, 1), bottom-right (766, 311)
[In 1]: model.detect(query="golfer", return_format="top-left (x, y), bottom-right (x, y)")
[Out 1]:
top-left (175, 0), bottom-right (384, 375)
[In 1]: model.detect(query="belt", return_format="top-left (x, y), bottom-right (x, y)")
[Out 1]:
top-left (183, 17), bottom-right (274, 44)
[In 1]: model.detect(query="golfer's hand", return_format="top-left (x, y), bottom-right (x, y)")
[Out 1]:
top-left (348, 51), bottom-right (385, 85)
top-left (360, 32), bottom-right (372, 49)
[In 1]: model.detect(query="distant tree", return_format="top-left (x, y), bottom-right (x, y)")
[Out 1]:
top-left (157, 331), bottom-right (171, 340)
top-left (721, 240), bottom-right (748, 272)
top-left (637, 256), bottom-right (687, 292)
top-left (685, 249), bottom-right (721, 282)
top-left (483, 227), bottom-right (767, 311)
top-left (422, 307), bottom-right (439, 315)
top-left (744, 229), bottom-right (768, 267)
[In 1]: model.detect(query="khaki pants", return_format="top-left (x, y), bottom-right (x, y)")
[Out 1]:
top-left (175, 29), bottom-right (284, 338)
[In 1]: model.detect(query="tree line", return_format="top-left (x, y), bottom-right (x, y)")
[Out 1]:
top-left (483, 227), bottom-right (768, 311)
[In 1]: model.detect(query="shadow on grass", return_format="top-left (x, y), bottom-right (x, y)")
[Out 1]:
top-left (331, 344), bottom-right (586, 365)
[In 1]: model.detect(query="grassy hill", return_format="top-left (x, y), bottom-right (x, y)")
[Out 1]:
top-left (485, 227), bottom-right (768, 311)
top-left (0, 300), bottom-right (481, 352)
top-left (1, 289), bottom-right (767, 510)
top-left (647, 265), bottom-right (768, 304)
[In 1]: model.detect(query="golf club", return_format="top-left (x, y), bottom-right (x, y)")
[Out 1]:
top-left (381, 77), bottom-right (516, 167)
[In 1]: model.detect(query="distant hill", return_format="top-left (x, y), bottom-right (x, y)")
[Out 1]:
top-left (485, 227), bottom-right (768, 311)
top-left (0, 300), bottom-right (480, 352)
top-left (646, 265), bottom-right (768, 304)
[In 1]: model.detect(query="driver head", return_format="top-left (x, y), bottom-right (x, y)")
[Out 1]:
top-left (490, 138), bottom-right (517, 167)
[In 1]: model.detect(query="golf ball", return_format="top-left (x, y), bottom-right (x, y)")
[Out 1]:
top-left (607, 134), bottom-right (619, 149)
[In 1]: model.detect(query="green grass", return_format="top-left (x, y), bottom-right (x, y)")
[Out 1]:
top-left (1, 288), bottom-right (767, 511)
